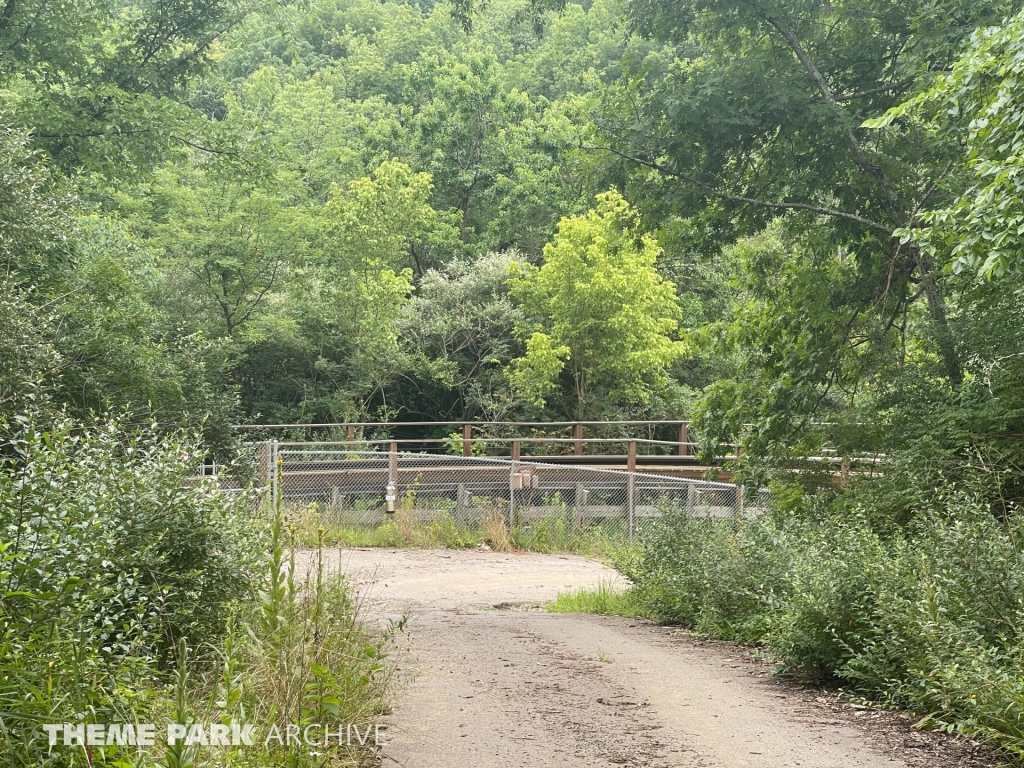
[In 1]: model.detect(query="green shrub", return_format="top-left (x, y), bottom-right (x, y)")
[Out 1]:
top-left (623, 494), bottom-right (1024, 757)
top-left (618, 512), bottom-right (788, 642)
top-left (762, 517), bottom-right (893, 680)
top-left (0, 416), bottom-right (397, 767)
top-left (0, 416), bottom-right (262, 765)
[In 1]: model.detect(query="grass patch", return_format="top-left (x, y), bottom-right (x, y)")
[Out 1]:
top-left (297, 511), bottom-right (482, 550)
top-left (288, 501), bottom-right (632, 558)
top-left (546, 580), bottom-right (645, 618)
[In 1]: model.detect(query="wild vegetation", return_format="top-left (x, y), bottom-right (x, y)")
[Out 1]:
top-left (284, 495), bottom-right (625, 557)
top-left (1, 418), bottom-right (393, 766)
top-left (5, 0), bottom-right (1024, 763)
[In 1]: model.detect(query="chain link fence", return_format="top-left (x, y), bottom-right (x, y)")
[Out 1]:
top-left (241, 442), bottom-right (769, 543)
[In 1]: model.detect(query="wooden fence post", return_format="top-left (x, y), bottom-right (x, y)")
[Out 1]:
top-left (574, 423), bottom-right (583, 456)
top-left (463, 423), bottom-right (472, 457)
top-left (678, 422), bottom-right (689, 457)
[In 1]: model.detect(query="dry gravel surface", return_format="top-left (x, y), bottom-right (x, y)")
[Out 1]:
top-left (304, 548), bottom-right (999, 768)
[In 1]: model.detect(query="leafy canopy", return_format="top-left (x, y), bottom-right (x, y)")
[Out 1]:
top-left (877, 9), bottom-right (1024, 279)
top-left (508, 190), bottom-right (683, 415)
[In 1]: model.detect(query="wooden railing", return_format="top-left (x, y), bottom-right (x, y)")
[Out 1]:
top-left (224, 421), bottom-right (883, 479)
top-left (231, 420), bottom-right (706, 460)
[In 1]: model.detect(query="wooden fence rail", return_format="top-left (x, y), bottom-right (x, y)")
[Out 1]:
top-left (232, 420), bottom-right (704, 458)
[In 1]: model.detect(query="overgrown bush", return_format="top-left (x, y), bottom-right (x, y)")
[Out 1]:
top-left (148, 512), bottom-right (397, 768)
top-left (621, 494), bottom-right (1024, 757)
top-left (0, 416), bottom-right (395, 767)
top-left (1, 416), bottom-right (261, 763)
top-left (617, 512), bottom-right (788, 642)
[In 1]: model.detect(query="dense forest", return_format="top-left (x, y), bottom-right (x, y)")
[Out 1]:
top-left (5, 0), bottom-right (1024, 490)
top-left (6, 0), bottom-right (1024, 764)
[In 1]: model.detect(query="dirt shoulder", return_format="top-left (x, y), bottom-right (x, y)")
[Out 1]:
top-left (308, 548), bottom-right (997, 768)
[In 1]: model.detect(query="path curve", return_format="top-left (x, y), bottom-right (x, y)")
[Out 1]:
top-left (310, 548), bottom-right (992, 768)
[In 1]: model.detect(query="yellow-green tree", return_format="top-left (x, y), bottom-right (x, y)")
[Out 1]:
top-left (508, 190), bottom-right (684, 416)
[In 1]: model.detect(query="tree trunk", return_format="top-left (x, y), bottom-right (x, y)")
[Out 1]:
top-left (910, 246), bottom-right (962, 390)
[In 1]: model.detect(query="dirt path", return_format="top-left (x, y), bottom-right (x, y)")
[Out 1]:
top-left (313, 548), bottom-right (992, 768)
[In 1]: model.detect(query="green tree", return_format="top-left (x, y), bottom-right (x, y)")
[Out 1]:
top-left (405, 43), bottom-right (584, 256)
top-left (0, 119), bottom-right (239, 445)
top-left (690, 226), bottom-right (885, 475)
top-left (508, 190), bottom-right (683, 416)
top-left (138, 166), bottom-right (303, 338)
top-left (0, 123), bottom-right (74, 288)
top-left (406, 48), bottom-right (522, 245)
top-left (513, 0), bottom-right (637, 102)
top-left (594, 0), bottom-right (1020, 403)
top-left (320, 159), bottom-right (443, 274)
top-left (395, 251), bottom-right (526, 420)
top-left (232, 161), bottom-right (449, 421)
top-left (878, 9), bottom-right (1024, 279)
top-left (0, 0), bottom-right (275, 174)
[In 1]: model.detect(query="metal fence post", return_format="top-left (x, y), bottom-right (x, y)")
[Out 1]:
top-left (387, 441), bottom-right (399, 514)
top-left (509, 458), bottom-right (517, 530)
top-left (627, 473), bottom-right (636, 543)
top-left (270, 439), bottom-right (279, 508)
top-left (574, 482), bottom-right (588, 531)
top-left (505, 460), bottom-right (516, 532)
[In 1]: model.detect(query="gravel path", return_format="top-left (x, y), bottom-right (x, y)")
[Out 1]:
top-left (308, 548), bottom-right (995, 768)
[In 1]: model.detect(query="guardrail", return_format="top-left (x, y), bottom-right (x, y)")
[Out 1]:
top-left (250, 443), bottom-right (770, 543)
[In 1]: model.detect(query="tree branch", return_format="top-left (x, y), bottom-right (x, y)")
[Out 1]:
top-left (763, 15), bottom-right (900, 204)
top-left (582, 144), bottom-right (894, 234)
top-left (835, 76), bottom-right (917, 102)
top-left (34, 128), bottom-right (151, 139)
top-left (170, 135), bottom-right (238, 155)
top-left (1, 0), bottom-right (47, 55)
top-left (908, 159), bottom-right (954, 222)
top-left (0, 0), bottom-right (16, 32)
